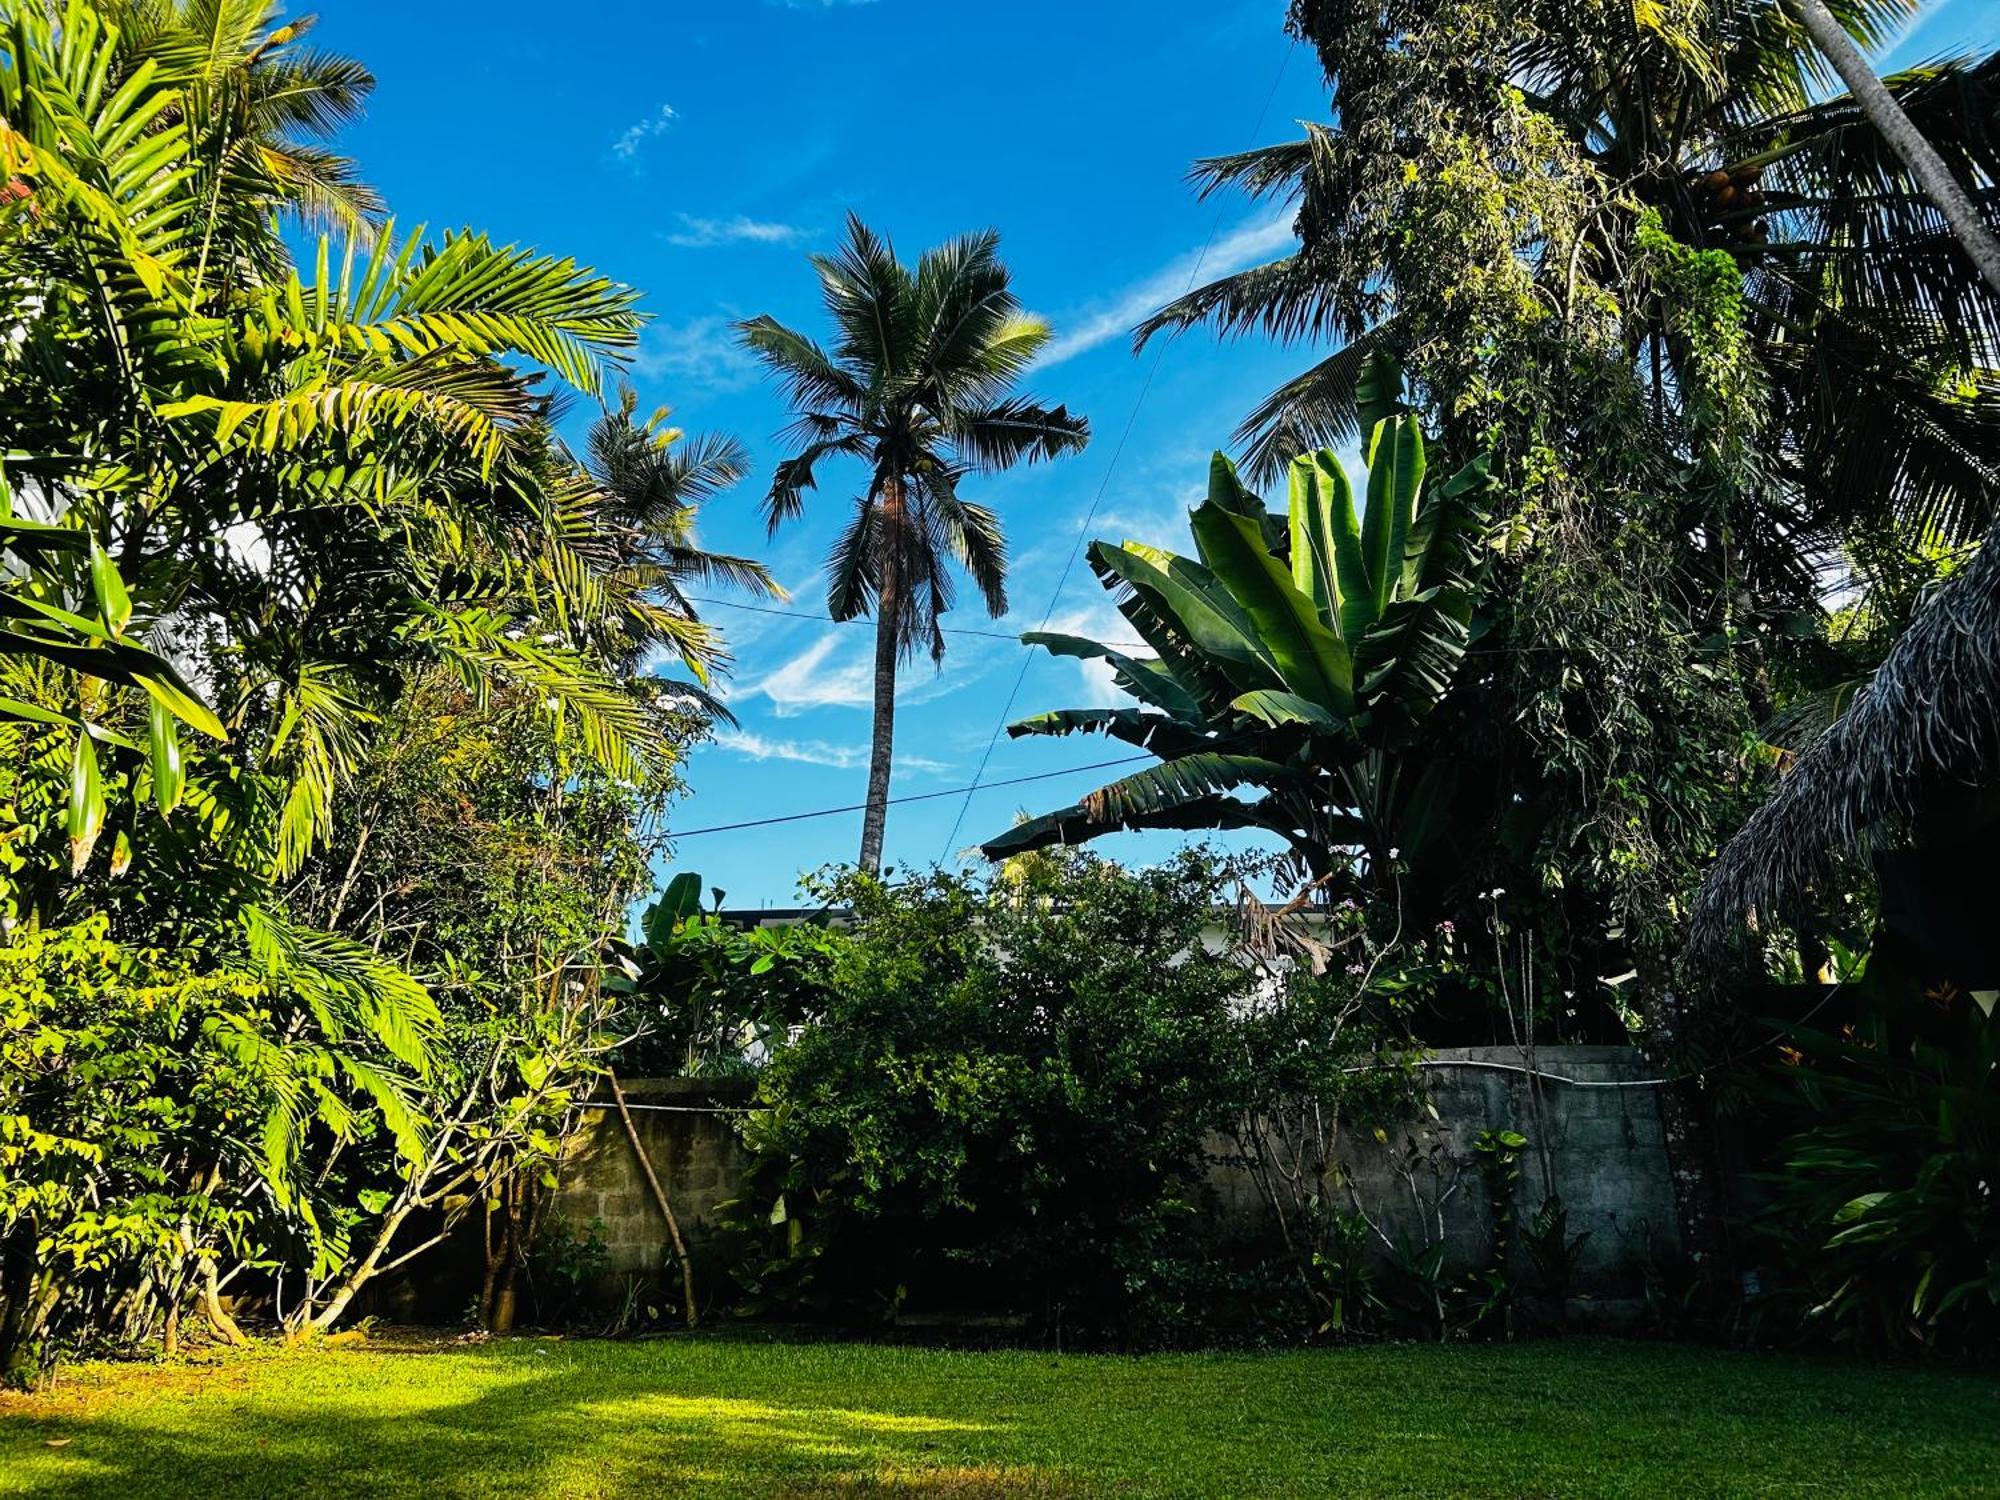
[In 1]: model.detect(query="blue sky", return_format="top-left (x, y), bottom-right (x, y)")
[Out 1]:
top-left (314, 0), bottom-right (1993, 909)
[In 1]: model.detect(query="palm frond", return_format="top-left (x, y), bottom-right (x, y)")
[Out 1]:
top-left (1232, 325), bottom-right (1399, 485)
top-left (736, 314), bottom-right (867, 412)
top-left (948, 396), bottom-right (1090, 474)
top-left (1691, 515), bottom-right (2000, 958)
top-left (1132, 251), bottom-right (1345, 350)
top-left (240, 903), bottom-right (443, 1074)
top-left (814, 211), bottom-right (915, 381)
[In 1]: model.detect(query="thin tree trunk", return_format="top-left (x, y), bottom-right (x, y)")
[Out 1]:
top-left (858, 474), bottom-right (905, 873)
top-left (1787, 0), bottom-right (2000, 296)
top-left (200, 1257), bottom-right (246, 1347)
top-left (489, 1202), bottom-right (519, 1335)
top-left (608, 1071), bottom-right (698, 1328)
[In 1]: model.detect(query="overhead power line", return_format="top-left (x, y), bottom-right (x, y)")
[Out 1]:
top-left (693, 591), bottom-right (1591, 661)
top-left (669, 755), bottom-right (1149, 839)
top-left (687, 594), bottom-right (1149, 651)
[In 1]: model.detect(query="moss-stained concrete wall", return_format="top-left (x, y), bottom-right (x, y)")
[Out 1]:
top-left (1208, 1045), bottom-right (1680, 1321)
top-left (561, 1049), bottom-right (1678, 1319)
top-left (554, 1077), bottom-right (755, 1281)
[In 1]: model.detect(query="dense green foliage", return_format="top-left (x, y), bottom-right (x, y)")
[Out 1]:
top-left (722, 858), bottom-right (1253, 1340)
top-left (714, 855), bottom-right (1447, 1343)
top-left (0, 0), bottom-right (753, 1378)
top-left (1111, 0), bottom-right (1997, 996)
top-left (1747, 976), bottom-right (2000, 1359)
top-left (605, 874), bottom-right (842, 1078)
top-left (7, 1337), bottom-right (2000, 1497)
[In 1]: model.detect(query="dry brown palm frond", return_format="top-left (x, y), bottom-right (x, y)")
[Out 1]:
top-left (1689, 515), bottom-right (2000, 961)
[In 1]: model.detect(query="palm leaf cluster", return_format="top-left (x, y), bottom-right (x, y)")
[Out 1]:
top-left (101, 0), bottom-right (384, 253)
top-left (984, 364), bottom-right (1494, 888)
top-left (577, 389), bottom-right (781, 695)
top-left (0, 0), bottom-right (713, 901)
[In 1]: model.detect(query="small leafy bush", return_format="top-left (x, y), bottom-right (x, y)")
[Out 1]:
top-left (607, 873), bottom-right (843, 1078)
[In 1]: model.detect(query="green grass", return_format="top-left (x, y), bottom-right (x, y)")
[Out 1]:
top-left (2, 1334), bottom-right (1997, 1498)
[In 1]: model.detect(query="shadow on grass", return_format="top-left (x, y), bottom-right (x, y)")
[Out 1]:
top-left (1, 1340), bottom-right (1069, 1500)
top-left (5, 1335), bottom-right (2000, 1499)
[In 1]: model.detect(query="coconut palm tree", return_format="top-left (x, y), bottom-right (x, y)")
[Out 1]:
top-left (738, 215), bottom-right (1090, 872)
top-left (1783, 0), bottom-right (2000, 295)
top-left (577, 390), bottom-right (784, 703)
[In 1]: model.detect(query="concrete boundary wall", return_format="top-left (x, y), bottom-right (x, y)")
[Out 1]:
top-left (558, 1048), bottom-right (1677, 1314)
top-left (554, 1076), bottom-right (755, 1279)
top-left (1211, 1045), bottom-right (1680, 1316)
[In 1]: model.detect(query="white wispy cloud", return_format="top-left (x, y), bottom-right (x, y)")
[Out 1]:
top-left (746, 634), bottom-right (874, 714)
top-left (766, 0), bottom-right (879, 8)
top-left (711, 729), bottom-right (864, 769)
top-left (612, 103), bottom-right (678, 162)
top-left (1092, 481), bottom-right (1204, 553)
top-left (741, 628), bottom-right (993, 718)
top-left (1036, 207), bottom-right (1297, 369)
top-left (631, 315), bottom-right (762, 394)
top-left (667, 213), bottom-right (808, 249)
top-left (713, 728), bottom-right (949, 775)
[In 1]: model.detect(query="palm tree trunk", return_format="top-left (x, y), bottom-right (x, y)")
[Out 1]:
top-left (1633, 967), bottom-right (1729, 1273)
top-left (1786, 0), bottom-right (2000, 296)
top-left (858, 476), bottom-right (904, 873)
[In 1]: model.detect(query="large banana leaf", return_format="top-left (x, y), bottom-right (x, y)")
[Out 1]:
top-left (1074, 751), bottom-right (1301, 830)
top-left (1020, 631), bottom-right (1200, 719)
top-left (1188, 502), bottom-right (1355, 716)
top-left (1354, 587), bottom-right (1474, 727)
top-left (1404, 453), bottom-right (1494, 594)
top-left (982, 791), bottom-right (1285, 859)
top-left (1092, 540), bottom-right (1283, 700)
top-left (1286, 450), bottom-right (1364, 629)
top-left (1231, 689), bottom-right (1341, 728)
top-left (1007, 706), bottom-right (1216, 761)
top-left (1358, 414), bottom-right (1425, 627)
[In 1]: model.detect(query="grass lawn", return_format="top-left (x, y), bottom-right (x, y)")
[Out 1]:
top-left (2, 1333), bottom-right (1997, 1498)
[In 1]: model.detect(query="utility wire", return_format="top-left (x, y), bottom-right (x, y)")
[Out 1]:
top-left (670, 755), bottom-right (1149, 839)
top-left (938, 40), bottom-right (1301, 861)
top-left (687, 594), bottom-right (1150, 651)
top-left (690, 594), bottom-right (1582, 660)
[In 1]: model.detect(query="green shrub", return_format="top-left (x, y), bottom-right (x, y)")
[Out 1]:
top-left (1751, 974), bottom-right (2000, 1360)
top-left (717, 853), bottom-right (1418, 1344)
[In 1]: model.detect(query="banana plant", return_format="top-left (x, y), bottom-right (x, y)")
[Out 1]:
top-left (982, 359), bottom-right (1495, 886)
